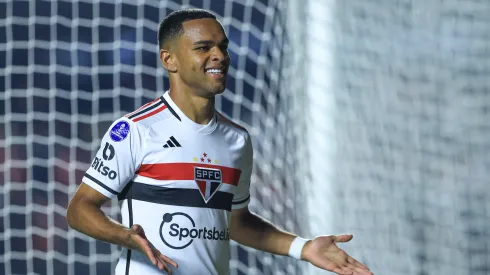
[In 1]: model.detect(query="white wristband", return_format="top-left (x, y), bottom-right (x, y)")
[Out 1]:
top-left (288, 237), bottom-right (309, 260)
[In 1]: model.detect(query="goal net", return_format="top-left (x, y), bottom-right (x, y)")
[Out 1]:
top-left (5, 0), bottom-right (488, 275)
top-left (1, 0), bottom-right (307, 275)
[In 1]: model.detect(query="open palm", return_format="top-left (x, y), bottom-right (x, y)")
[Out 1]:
top-left (302, 235), bottom-right (373, 275)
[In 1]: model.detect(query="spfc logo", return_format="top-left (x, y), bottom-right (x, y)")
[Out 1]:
top-left (194, 167), bottom-right (222, 203)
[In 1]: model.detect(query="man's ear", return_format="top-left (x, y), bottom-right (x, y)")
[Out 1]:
top-left (160, 48), bottom-right (177, 73)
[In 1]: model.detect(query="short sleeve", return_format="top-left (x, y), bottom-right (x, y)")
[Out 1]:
top-left (82, 118), bottom-right (144, 198)
top-left (232, 134), bottom-right (253, 209)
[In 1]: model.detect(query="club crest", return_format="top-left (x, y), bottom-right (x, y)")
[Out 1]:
top-left (194, 167), bottom-right (222, 203)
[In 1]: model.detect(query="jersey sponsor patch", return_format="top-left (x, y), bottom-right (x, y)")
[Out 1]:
top-left (91, 157), bottom-right (118, 180)
top-left (159, 212), bottom-right (230, 250)
top-left (110, 121), bottom-right (130, 142)
top-left (102, 142), bottom-right (115, 160)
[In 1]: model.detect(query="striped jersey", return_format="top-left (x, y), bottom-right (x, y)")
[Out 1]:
top-left (82, 91), bottom-right (252, 275)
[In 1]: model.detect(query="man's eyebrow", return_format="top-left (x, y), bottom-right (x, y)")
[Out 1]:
top-left (192, 39), bottom-right (229, 46)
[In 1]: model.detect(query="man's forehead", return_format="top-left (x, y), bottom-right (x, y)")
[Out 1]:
top-left (181, 18), bottom-right (226, 40)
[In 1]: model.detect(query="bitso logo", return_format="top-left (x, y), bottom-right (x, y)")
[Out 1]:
top-left (159, 212), bottom-right (230, 250)
top-left (102, 142), bottom-right (115, 161)
top-left (91, 157), bottom-right (117, 180)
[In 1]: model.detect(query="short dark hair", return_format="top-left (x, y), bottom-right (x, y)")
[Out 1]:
top-left (158, 9), bottom-right (217, 49)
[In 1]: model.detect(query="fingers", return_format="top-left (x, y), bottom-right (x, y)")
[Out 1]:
top-left (160, 261), bottom-right (172, 274)
top-left (347, 256), bottom-right (370, 271)
top-left (334, 251), bottom-right (373, 275)
top-left (346, 263), bottom-right (373, 275)
top-left (130, 228), bottom-right (178, 273)
top-left (152, 248), bottom-right (178, 273)
top-left (316, 255), bottom-right (373, 275)
top-left (332, 266), bottom-right (353, 275)
top-left (334, 234), bottom-right (353, 243)
top-left (142, 243), bottom-right (158, 265)
top-left (151, 250), bottom-right (175, 274)
top-left (318, 262), bottom-right (352, 275)
top-left (156, 257), bottom-right (173, 274)
top-left (334, 262), bottom-right (372, 275)
top-left (159, 254), bottom-right (178, 268)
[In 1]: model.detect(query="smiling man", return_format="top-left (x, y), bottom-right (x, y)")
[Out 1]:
top-left (66, 9), bottom-right (373, 275)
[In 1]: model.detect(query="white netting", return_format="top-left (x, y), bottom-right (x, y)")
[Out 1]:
top-left (1, 0), bottom-right (307, 274)
top-left (305, 1), bottom-right (490, 275)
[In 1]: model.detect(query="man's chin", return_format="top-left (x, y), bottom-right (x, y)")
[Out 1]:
top-left (196, 87), bottom-right (225, 99)
top-left (214, 87), bottom-right (226, 95)
top-left (206, 89), bottom-right (225, 98)
top-left (209, 83), bottom-right (226, 95)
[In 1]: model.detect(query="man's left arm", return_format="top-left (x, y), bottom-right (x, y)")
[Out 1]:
top-left (230, 207), bottom-right (374, 275)
top-left (230, 207), bottom-right (296, 255)
top-left (232, 134), bottom-right (373, 275)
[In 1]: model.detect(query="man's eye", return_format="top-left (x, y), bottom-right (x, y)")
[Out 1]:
top-left (196, 46), bottom-right (208, 51)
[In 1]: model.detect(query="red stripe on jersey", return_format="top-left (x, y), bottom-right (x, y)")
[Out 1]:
top-left (136, 163), bottom-right (242, 186)
top-left (125, 97), bottom-right (161, 118)
top-left (132, 105), bottom-right (167, 122)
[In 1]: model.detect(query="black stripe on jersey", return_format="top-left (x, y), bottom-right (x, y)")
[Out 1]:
top-left (118, 181), bottom-right (234, 211)
top-left (125, 182), bottom-right (134, 275)
top-left (160, 96), bottom-right (181, 121)
top-left (127, 100), bottom-right (164, 119)
top-left (232, 195), bottom-right (250, 205)
top-left (117, 181), bottom-right (132, 201)
top-left (125, 245), bottom-right (132, 275)
top-left (84, 173), bottom-right (118, 195)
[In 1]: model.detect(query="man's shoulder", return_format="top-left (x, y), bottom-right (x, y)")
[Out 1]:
top-left (121, 97), bottom-right (175, 129)
top-left (216, 111), bottom-right (249, 137)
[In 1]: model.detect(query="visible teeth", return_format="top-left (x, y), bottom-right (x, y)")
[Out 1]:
top-left (206, 69), bottom-right (223, 74)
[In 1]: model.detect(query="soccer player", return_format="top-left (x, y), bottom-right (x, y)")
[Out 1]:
top-left (66, 8), bottom-right (373, 275)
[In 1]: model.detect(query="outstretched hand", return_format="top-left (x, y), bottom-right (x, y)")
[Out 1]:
top-left (127, 224), bottom-right (178, 274)
top-left (302, 235), bottom-right (373, 275)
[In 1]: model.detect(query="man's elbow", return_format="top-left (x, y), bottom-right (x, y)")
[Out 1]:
top-left (230, 207), bottom-right (253, 240)
top-left (66, 199), bottom-right (80, 230)
top-left (65, 183), bottom-right (107, 231)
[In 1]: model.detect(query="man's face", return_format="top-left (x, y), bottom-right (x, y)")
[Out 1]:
top-left (173, 18), bottom-right (230, 97)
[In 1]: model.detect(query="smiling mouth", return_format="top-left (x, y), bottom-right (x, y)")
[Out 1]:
top-left (205, 68), bottom-right (225, 74)
top-left (205, 68), bottom-right (227, 80)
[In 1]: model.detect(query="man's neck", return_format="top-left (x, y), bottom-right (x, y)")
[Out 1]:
top-left (168, 87), bottom-right (215, 125)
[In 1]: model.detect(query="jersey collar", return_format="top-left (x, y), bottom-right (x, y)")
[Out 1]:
top-left (162, 91), bottom-right (218, 135)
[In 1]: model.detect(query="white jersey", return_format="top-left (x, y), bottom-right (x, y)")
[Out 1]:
top-left (82, 91), bottom-right (252, 275)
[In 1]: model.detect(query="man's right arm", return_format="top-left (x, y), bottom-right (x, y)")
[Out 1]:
top-left (66, 182), bottom-right (178, 273)
top-left (66, 117), bottom-right (177, 272)
top-left (66, 183), bottom-right (133, 247)
top-left (67, 117), bottom-right (142, 247)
